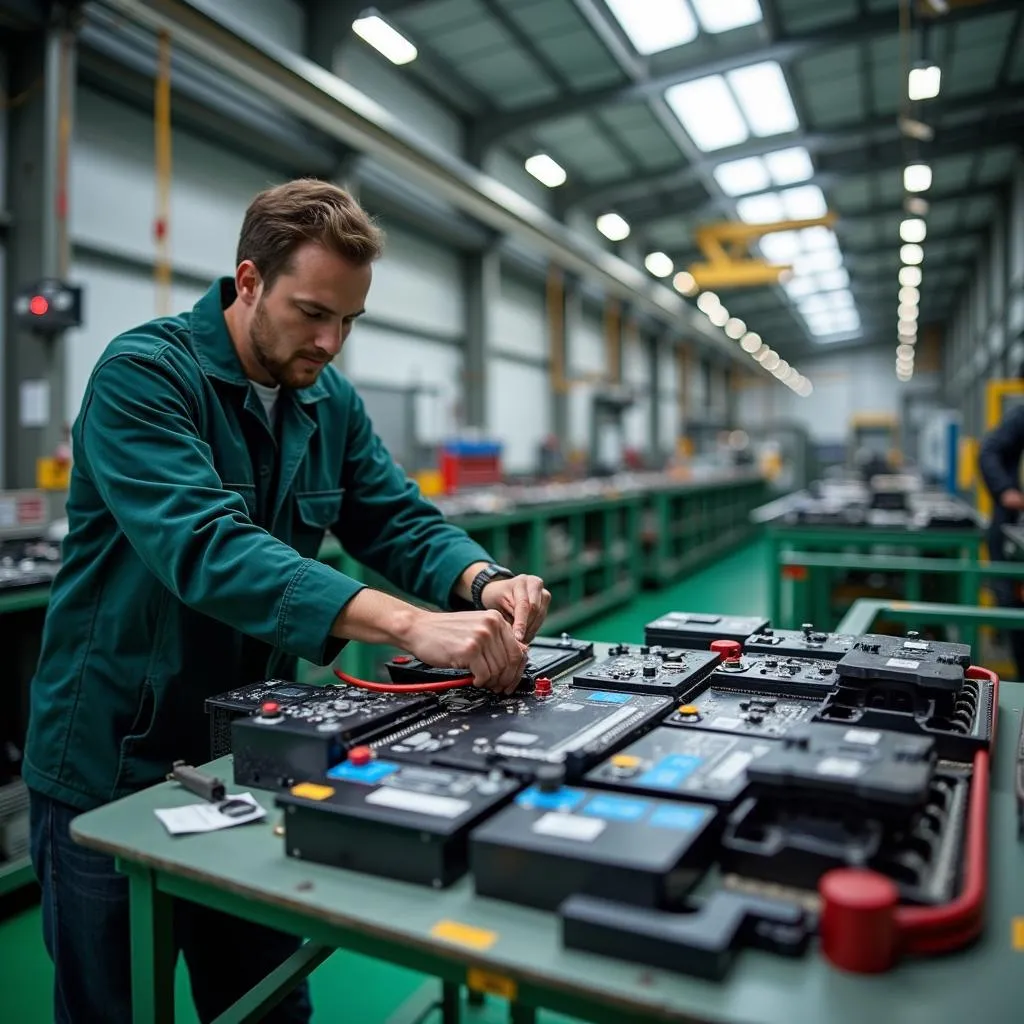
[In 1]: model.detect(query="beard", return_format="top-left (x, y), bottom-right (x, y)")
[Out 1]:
top-left (250, 299), bottom-right (326, 390)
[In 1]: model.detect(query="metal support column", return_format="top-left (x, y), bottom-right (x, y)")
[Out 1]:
top-left (648, 331), bottom-right (661, 459)
top-left (462, 243), bottom-right (500, 430)
top-left (3, 15), bottom-right (75, 490)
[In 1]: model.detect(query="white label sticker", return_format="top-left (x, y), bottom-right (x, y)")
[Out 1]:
top-left (554, 702), bottom-right (584, 711)
top-left (496, 731), bottom-right (538, 746)
top-left (816, 757), bottom-right (864, 778)
top-left (531, 812), bottom-right (606, 842)
top-left (903, 641), bottom-right (929, 651)
top-left (364, 787), bottom-right (471, 819)
top-left (886, 658), bottom-right (920, 669)
top-left (708, 751), bottom-right (755, 782)
top-left (843, 729), bottom-right (881, 746)
top-left (713, 717), bottom-right (744, 731)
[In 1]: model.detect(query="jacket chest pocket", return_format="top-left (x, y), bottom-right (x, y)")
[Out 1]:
top-left (292, 488), bottom-right (344, 558)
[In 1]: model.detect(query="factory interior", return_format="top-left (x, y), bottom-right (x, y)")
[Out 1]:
top-left (1, 0), bottom-right (1023, 1021)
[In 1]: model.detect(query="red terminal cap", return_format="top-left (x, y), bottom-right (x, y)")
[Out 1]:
top-left (260, 701), bottom-right (281, 715)
top-left (819, 868), bottom-right (900, 974)
top-left (710, 639), bottom-right (742, 662)
top-left (392, 655), bottom-right (413, 664)
top-left (348, 745), bottom-right (373, 766)
top-left (534, 677), bottom-right (552, 696)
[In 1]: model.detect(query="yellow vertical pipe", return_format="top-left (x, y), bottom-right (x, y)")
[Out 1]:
top-left (154, 30), bottom-right (173, 316)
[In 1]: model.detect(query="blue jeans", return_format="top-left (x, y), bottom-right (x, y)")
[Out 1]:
top-left (29, 789), bottom-right (313, 1024)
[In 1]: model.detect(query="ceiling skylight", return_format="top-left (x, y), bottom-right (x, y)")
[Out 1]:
top-left (605, 0), bottom-right (698, 55)
top-left (763, 147), bottom-right (814, 185)
top-left (759, 231), bottom-right (801, 262)
top-left (736, 192), bottom-right (787, 223)
top-left (781, 184), bottom-right (827, 219)
top-left (726, 62), bottom-right (799, 136)
top-left (713, 157), bottom-right (771, 197)
top-left (691, 0), bottom-right (762, 33)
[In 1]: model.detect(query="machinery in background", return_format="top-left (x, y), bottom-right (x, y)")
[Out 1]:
top-left (208, 614), bottom-right (997, 981)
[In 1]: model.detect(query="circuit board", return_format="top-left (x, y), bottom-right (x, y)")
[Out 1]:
top-left (571, 644), bottom-right (719, 697)
top-left (743, 625), bottom-right (858, 662)
top-left (644, 612), bottom-right (770, 650)
top-left (712, 653), bottom-right (842, 698)
top-left (663, 686), bottom-right (824, 740)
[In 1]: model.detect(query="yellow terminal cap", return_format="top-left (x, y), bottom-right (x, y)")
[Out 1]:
top-left (611, 754), bottom-right (641, 768)
top-left (678, 705), bottom-right (700, 716)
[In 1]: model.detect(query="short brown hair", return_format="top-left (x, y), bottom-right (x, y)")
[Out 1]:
top-left (236, 178), bottom-right (385, 290)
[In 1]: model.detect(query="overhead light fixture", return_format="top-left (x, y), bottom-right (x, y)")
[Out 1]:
top-left (904, 196), bottom-right (930, 217)
top-left (901, 243), bottom-right (925, 265)
top-left (736, 192), bottom-right (787, 224)
top-left (673, 270), bottom-right (699, 295)
top-left (800, 226), bottom-right (838, 252)
top-left (740, 331), bottom-right (762, 353)
top-left (725, 317), bottom-right (747, 339)
top-left (759, 230), bottom-right (801, 262)
top-left (755, 345), bottom-right (773, 363)
top-left (596, 212), bottom-right (630, 241)
top-left (666, 75), bottom-right (749, 151)
top-left (605, 0), bottom-right (698, 55)
top-left (899, 285), bottom-right (920, 305)
top-left (781, 184), bottom-right (827, 219)
top-left (793, 248), bottom-right (843, 274)
top-left (897, 343), bottom-right (916, 361)
top-left (900, 218), bottom-right (927, 243)
top-left (782, 275), bottom-right (816, 299)
top-left (726, 61), bottom-right (800, 137)
top-left (644, 251), bottom-right (674, 277)
top-left (898, 320), bottom-right (917, 337)
top-left (817, 268), bottom-right (850, 291)
top-left (691, 0), bottom-right (763, 34)
top-left (898, 115), bottom-right (935, 142)
top-left (713, 156), bottom-right (771, 196)
top-left (908, 64), bottom-right (941, 102)
top-left (764, 146), bottom-right (813, 185)
top-left (524, 154), bottom-right (567, 188)
top-left (709, 306), bottom-right (730, 327)
top-left (696, 291), bottom-right (721, 314)
top-left (352, 14), bottom-right (418, 65)
top-left (898, 302), bottom-right (919, 321)
top-left (899, 265), bottom-right (923, 287)
top-left (904, 164), bottom-right (932, 193)
top-left (773, 359), bottom-right (790, 379)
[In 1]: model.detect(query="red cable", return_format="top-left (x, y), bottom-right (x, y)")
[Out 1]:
top-left (333, 669), bottom-right (474, 693)
top-left (894, 665), bottom-right (998, 954)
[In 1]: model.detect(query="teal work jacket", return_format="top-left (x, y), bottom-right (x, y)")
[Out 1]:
top-left (22, 278), bottom-right (492, 811)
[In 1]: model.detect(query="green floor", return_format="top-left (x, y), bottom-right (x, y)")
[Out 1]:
top-left (0, 538), bottom-right (768, 1023)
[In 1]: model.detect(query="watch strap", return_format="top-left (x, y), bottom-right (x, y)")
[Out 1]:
top-left (471, 564), bottom-right (514, 610)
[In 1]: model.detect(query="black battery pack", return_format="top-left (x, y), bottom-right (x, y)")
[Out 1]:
top-left (276, 761), bottom-right (521, 888)
top-left (644, 612), bottom-right (769, 650)
top-left (470, 783), bottom-right (718, 911)
top-left (743, 625), bottom-right (858, 662)
top-left (712, 652), bottom-right (841, 699)
top-left (571, 645), bottom-right (719, 697)
top-left (663, 685), bottom-right (824, 740)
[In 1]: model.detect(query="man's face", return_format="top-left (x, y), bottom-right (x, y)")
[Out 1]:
top-left (247, 242), bottom-right (372, 389)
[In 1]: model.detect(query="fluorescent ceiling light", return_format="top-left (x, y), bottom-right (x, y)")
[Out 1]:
top-left (762, 351), bottom-right (781, 371)
top-left (794, 248), bottom-right (843, 274)
top-left (899, 285), bottom-right (920, 305)
top-left (900, 218), bottom-right (927, 243)
top-left (709, 306), bottom-right (730, 327)
top-left (727, 61), bottom-right (799, 137)
top-left (725, 317), bottom-right (747, 339)
top-left (759, 230), bottom-right (801, 262)
top-left (799, 226), bottom-right (837, 252)
top-left (772, 360), bottom-right (790, 378)
top-left (524, 153), bottom-right (566, 188)
top-left (908, 65), bottom-right (941, 101)
top-left (666, 75), bottom-right (749, 150)
top-left (897, 343), bottom-right (916, 360)
top-left (673, 271), bottom-right (699, 295)
top-left (696, 291), bottom-right (721, 314)
top-left (764, 146), bottom-right (813, 185)
top-left (736, 192), bottom-right (786, 223)
top-left (755, 345), bottom-right (773, 363)
top-left (781, 184), bottom-right (827, 219)
top-left (817, 268), bottom-right (850, 291)
top-left (604, 0), bottom-right (698, 55)
top-left (904, 164), bottom-right (932, 193)
top-left (898, 302), bottom-right (919, 321)
top-left (713, 156), bottom-right (771, 196)
top-left (691, 0), bottom-right (762, 33)
top-left (899, 265), bottom-right (923, 287)
top-left (898, 321), bottom-right (917, 337)
top-left (740, 332), bottom-right (762, 353)
top-left (352, 15), bottom-right (418, 65)
top-left (644, 251), bottom-right (674, 277)
top-left (901, 243), bottom-right (924, 265)
top-left (596, 212), bottom-right (630, 241)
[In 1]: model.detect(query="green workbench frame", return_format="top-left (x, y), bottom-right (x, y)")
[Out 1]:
top-left (67, 640), bottom-right (1024, 1024)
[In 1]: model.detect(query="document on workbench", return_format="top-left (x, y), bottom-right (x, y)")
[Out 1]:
top-left (154, 793), bottom-right (266, 835)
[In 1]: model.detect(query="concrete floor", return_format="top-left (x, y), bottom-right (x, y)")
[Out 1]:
top-left (0, 537), bottom-right (768, 1023)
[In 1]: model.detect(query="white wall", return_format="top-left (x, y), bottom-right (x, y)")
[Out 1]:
top-left (657, 342), bottom-right (679, 456)
top-left (622, 334), bottom-right (650, 452)
top-left (568, 307), bottom-right (606, 452)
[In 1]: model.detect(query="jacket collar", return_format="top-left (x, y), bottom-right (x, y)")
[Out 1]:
top-left (191, 278), bottom-right (329, 405)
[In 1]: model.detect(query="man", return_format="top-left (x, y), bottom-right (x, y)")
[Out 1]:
top-left (23, 179), bottom-right (550, 1023)
top-left (978, 403), bottom-right (1024, 678)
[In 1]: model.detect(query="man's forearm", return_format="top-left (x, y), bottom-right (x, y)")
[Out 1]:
top-left (330, 588), bottom-right (425, 648)
top-left (453, 561), bottom-right (490, 604)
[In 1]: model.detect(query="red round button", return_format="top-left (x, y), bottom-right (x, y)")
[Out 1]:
top-left (260, 701), bottom-right (281, 715)
top-left (393, 655), bottom-right (413, 664)
top-left (534, 677), bottom-right (552, 697)
top-left (348, 745), bottom-right (373, 766)
top-left (819, 868), bottom-right (899, 974)
top-left (710, 639), bottom-right (742, 662)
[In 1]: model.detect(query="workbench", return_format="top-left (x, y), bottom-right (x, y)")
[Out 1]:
top-left (69, 641), bottom-right (1024, 1024)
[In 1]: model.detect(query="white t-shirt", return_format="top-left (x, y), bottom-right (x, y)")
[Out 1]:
top-left (250, 380), bottom-right (280, 430)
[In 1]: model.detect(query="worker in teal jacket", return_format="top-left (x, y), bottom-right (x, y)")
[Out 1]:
top-left (23, 179), bottom-right (550, 1024)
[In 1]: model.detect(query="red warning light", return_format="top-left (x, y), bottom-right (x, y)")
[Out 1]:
top-left (29, 295), bottom-right (49, 316)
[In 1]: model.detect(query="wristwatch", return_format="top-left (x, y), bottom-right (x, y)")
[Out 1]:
top-left (471, 563), bottom-right (514, 610)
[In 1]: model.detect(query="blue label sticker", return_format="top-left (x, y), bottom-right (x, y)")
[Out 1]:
top-left (585, 691), bottom-right (632, 704)
top-left (636, 754), bottom-right (703, 790)
top-left (648, 803), bottom-right (712, 832)
top-left (327, 760), bottom-right (400, 785)
top-left (515, 785), bottom-right (586, 812)
top-left (581, 794), bottom-right (651, 822)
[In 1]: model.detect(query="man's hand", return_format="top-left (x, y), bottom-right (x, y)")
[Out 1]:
top-left (1002, 488), bottom-right (1024, 510)
top-left (400, 608), bottom-right (528, 695)
top-left (479, 574), bottom-right (551, 643)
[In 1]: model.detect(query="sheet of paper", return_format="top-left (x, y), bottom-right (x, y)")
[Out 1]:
top-left (19, 380), bottom-right (50, 428)
top-left (154, 792), bottom-right (266, 835)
